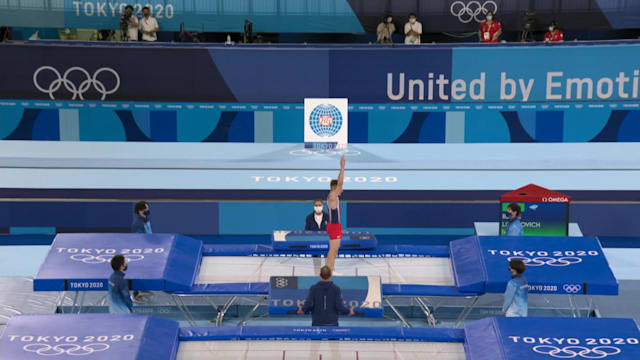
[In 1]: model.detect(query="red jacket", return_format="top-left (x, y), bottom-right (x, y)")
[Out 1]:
top-left (479, 21), bottom-right (501, 43)
top-left (544, 29), bottom-right (564, 42)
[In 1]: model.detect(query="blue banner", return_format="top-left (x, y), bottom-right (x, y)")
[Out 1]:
top-left (3, 42), bottom-right (640, 143)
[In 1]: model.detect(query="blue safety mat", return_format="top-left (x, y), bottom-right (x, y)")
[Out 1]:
top-left (450, 236), bottom-right (618, 295)
top-left (180, 326), bottom-right (465, 342)
top-left (464, 317), bottom-right (640, 360)
top-left (269, 276), bottom-right (383, 318)
top-left (272, 231), bottom-right (377, 251)
top-left (34, 234), bottom-right (202, 291)
top-left (202, 244), bottom-right (450, 257)
top-left (0, 314), bottom-right (179, 360)
top-left (172, 282), bottom-right (476, 297)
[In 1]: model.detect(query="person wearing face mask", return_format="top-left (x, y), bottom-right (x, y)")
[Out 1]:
top-left (505, 203), bottom-right (524, 236)
top-left (131, 201), bottom-right (152, 234)
top-left (305, 199), bottom-right (329, 231)
top-left (404, 13), bottom-right (422, 45)
top-left (130, 201), bottom-right (152, 302)
top-left (544, 21), bottom-right (564, 43)
top-left (376, 14), bottom-right (396, 44)
top-left (502, 259), bottom-right (528, 317)
top-left (478, 11), bottom-right (502, 43)
top-left (139, 6), bottom-right (159, 42)
top-left (109, 255), bottom-right (134, 314)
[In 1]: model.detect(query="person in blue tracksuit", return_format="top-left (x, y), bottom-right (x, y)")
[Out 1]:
top-left (131, 201), bottom-right (152, 234)
top-left (130, 201), bottom-right (152, 302)
top-left (505, 203), bottom-right (524, 236)
top-left (502, 258), bottom-right (528, 317)
top-left (297, 265), bottom-right (354, 326)
top-left (109, 255), bottom-right (133, 314)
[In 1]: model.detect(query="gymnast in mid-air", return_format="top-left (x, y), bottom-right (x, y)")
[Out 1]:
top-left (326, 155), bottom-right (345, 271)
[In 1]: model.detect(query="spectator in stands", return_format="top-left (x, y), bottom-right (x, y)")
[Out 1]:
top-left (478, 11), bottom-right (502, 43)
top-left (108, 255), bottom-right (133, 313)
top-left (131, 201), bottom-right (152, 234)
top-left (305, 199), bottom-right (329, 231)
top-left (121, 5), bottom-right (139, 41)
top-left (502, 259), bottom-right (528, 317)
top-left (376, 13), bottom-right (396, 44)
top-left (404, 13), bottom-right (422, 45)
top-left (297, 266), bottom-right (355, 326)
top-left (505, 203), bottom-right (523, 236)
top-left (140, 6), bottom-right (159, 42)
top-left (544, 21), bottom-right (564, 43)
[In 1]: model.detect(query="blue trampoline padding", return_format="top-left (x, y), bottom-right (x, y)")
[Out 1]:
top-left (34, 233), bottom-right (203, 291)
top-left (451, 236), bottom-right (619, 295)
top-left (172, 282), bottom-right (270, 295)
top-left (272, 230), bottom-right (377, 251)
top-left (202, 244), bottom-right (449, 257)
top-left (382, 284), bottom-right (479, 297)
top-left (0, 314), bottom-right (179, 360)
top-left (170, 283), bottom-right (478, 297)
top-left (449, 236), bottom-right (486, 293)
top-left (179, 326), bottom-right (465, 342)
top-left (269, 276), bottom-right (383, 318)
top-left (164, 235), bottom-right (203, 291)
top-left (464, 317), bottom-right (640, 360)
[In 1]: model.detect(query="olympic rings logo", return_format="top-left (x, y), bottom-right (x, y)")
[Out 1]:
top-left (450, 1), bottom-right (498, 23)
top-left (33, 66), bottom-right (120, 100)
top-left (24, 343), bottom-right (110, 356)
top-left (70, 254), bottom-right (144, 264)
top-left (533, 345), bottom-right (621, 359)
top-left (507, 256), bottom-right (583, 267)
top-left (563, 284), bottom-right (583, 293)
top-left (289, 148), bottom-right (361, 156)
top-left (274, 277), bottom-right (289, 288)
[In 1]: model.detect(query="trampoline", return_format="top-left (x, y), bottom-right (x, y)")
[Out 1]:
top-left (2, 314), bottom-right (640, 360)
top-left (32, 233), bottom-right (618, 327)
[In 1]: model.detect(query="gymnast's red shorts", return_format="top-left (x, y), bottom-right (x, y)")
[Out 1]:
top-left (327, 223), bottom-right (342, 240)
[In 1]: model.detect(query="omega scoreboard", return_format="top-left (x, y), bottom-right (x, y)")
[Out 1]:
top-left (500, 184), bottom-right (571, 236)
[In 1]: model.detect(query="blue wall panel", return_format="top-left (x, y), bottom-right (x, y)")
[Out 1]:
top-left (0, 200), bottom-right (638, 237)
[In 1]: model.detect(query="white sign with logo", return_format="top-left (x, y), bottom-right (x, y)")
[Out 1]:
top-left (304, 98), bottom-right (348, 146)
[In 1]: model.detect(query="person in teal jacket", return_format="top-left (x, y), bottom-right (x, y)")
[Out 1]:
top-left (505, 203), bottom-right (524, 236)
top-left (503, 259), bottom-right (528, 317)
top-left (108, 255), bottom-right (133, 314)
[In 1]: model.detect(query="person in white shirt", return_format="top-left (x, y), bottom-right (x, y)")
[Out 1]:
top-left (122, 5), bottom-right (138, 41)
top-left (139, 6), bottom-right (159, 42)
top-left (404, 13), bottom-right (422, 45)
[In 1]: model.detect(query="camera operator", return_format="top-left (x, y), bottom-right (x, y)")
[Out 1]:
top-left (120, 5), bottom-right (139, 41)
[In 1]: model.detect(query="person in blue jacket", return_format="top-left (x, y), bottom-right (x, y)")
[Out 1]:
top-left (130, 200), bottom-right (152, 302)
top-left (502, 258), bottom-right (528, 317)
top-left (297, 265), bottom-right (354, 326)
top-left (131, 201), bottom-right (152, 234)
top-left (305, 199), bottom-right (328, 231)
top-left (505, 203), bottom-right (524, 236)
top-left (109, 255), bottom-right (133, 314)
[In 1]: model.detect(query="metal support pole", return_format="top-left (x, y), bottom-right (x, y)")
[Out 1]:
top-left (71, 291), bottom-right (79, 313)
top-left (172, 296), bottom-right (197, 327)
top-left (454, 296), bottom-right (478, 328)
top-left (76, 292), bottom-right (86, 313)
top-left (415, 297), bottom-right (436, 327)
top-left (237, 298), bottom-right (264, 326)
top-left (216, 296), bottom-right (238, 327)
top-left (384, 298), bottom-right (411, 328)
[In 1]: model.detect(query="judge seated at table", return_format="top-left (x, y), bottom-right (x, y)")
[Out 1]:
top-left (305, 199), bottom-right (328, 231)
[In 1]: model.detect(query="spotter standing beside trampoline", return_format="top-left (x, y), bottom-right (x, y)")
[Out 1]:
top-left (326, 155), bottom-right (345, 271)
